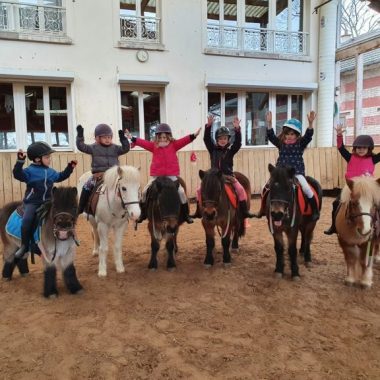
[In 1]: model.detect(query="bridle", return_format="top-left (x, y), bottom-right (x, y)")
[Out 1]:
top-left (52, 211), bottom-right (78, 241)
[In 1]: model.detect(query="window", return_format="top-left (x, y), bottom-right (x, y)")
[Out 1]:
top-left (121, 89), bottom-right (162, 141)
top-left (0, 0), bottom-right (66, 36)
top-left (206, 0), bottom-right (307, 56)
top-left (0, 82), bottom-right (71, 150)
top-left (208, 90), bottom-right (304, 147)
top-left (120, 0), bottom-right (160, 44)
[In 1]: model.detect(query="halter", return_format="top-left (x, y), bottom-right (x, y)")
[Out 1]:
top-left (107, 176), bottom-right (140, 218)
top-left (268, 183), bottom-right (297, 234)
top-left (52, 211), bottom-right (78, 241)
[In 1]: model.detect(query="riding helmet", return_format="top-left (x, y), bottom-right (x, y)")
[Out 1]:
top-left (155, 123), bottom-right (172, 135)
top-left (27, 141), bottom-right (55, 161)
top-left (283, 118), bottom-right (302, 135)
top-left (94, 123), bottom-right (113, 137)
top-left (353, 135), bottom-right (374, 149)
top-left (215, 126), bottom-right (231, 140)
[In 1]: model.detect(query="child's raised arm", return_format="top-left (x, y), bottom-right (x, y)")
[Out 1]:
top-left (266, 111), bottom-right (272, 130)
top-left (307, 111), bottom-right (316, 129)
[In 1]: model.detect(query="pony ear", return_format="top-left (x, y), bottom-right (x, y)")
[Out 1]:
top-left (376, 177), bottom-right (380, 186)
top-left (268, 164), bottom-right (275, 173)
top-left (199, 170), bottom-right (205, 179)
top-left (287, 167), bottom-right (296, 178)
top-left (117, 166), bottom-right (123, 176)
top-left (71, 187), bottom-right (78, 196)
top-left (52, 186), bottom-right (57, 195)
top-left (346, 178), bottom-right (354, 191)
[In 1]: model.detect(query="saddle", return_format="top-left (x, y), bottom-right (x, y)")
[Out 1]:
top-left (85, 174), bottom-right (105, 216)
top-left (223, 177), bottom-right (238, 209)
top-left (260, 178), bottom-right (319, 216)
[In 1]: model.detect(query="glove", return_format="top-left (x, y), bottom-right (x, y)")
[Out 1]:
top-left (17, 150), bottom-right (26, 161)
top-left (76, 125), bottom-right (84, 138)
top-left (68, 160), bottom-right (77, 169)
top-left (118, 130), bottom-right (126, 141)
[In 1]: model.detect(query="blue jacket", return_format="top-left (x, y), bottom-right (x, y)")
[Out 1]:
top-left (267, 128), bottom-right (313, 176)
top-left (13, 161), bottom-right (74, 205)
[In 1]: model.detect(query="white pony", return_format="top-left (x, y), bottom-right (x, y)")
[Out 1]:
top-left (78, 165), bottom-right (140, 277)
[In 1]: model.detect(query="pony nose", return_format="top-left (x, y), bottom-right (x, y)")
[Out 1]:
top-left (271, 211), bottom-right (284, 221)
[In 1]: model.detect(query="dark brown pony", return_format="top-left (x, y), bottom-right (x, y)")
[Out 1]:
top-left (145, 177), bottom-right (186, 271)
top-left (0, 187), bottom-right (83, 298)
top-left (335, 177), bottom-right (380, 288)
top-left (265, 164), bottom-right (322, 279)
top-left (198, 169), bottom-right (249, 267)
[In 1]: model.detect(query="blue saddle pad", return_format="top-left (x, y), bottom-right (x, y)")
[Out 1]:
top-left (5, 210), bottom-right (40, 242)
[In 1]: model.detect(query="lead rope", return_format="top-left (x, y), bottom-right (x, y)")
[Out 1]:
top-left (216, 203), bottom-right (231, 239)
top-left (290, 185), bottom-right (297, 227)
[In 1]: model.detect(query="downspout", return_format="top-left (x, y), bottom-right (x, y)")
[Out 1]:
top-left (316, 0), bottom-right (339, 147)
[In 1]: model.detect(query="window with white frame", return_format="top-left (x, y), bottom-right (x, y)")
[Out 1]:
top-left (207, 90), bottom-right (303, 147)
top-left (119, 0), bottom-right (160, 44)
top-left (0, 82), bottom-right (71, 150)
top-left (120, 88), bottom-right (162, 141)
top-left (0, 0), bottom-right (66, 35)
top-left (206, 0), bottom-right (307, 56)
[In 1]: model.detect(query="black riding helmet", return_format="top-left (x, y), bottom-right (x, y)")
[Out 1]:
top-left (215, 126), bottom-right (231, 141)
top-left (353, 135), bottom-right (374, 149)
top-left (27, 141), bottom-right (55, 161)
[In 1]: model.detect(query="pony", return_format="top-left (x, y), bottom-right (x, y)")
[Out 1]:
top-left (198, 169), bottom-right (249, 267)
top-left (335, 176), bottom-right (380, 288)
top-left (77, 165), bottom-right (140, 277)
top-left (145, 176), bottom-right (186, 271)
top-left (265, 164), bottom-right (322, 279)
top-left (0, 187), bottom-right (83, 298)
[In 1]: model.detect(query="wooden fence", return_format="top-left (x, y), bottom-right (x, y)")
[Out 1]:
top-left (0, 147), bottom-right (363, 207)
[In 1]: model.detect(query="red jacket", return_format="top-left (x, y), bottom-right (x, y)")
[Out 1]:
top-left (133, 135), bottom-right (193, 176)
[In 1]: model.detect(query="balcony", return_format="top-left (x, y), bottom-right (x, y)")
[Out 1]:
top-left (119, 15), bottom-right (162, 49)
top-left (0, 1), bottom-right (68, 42)
top-left (206, 24), bottom-right (309, 58)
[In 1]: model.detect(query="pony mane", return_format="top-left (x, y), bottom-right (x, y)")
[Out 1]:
top-left (202, 168), bottom-right (223, 199)
top-left (270, 166), bottom-right (293, 185)
top-left (103, 165), bottom-right (140, 187)
top-left (341, 177), bottom-right (380, 205)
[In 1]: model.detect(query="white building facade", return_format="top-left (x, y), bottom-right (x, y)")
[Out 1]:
top-left (0, 0), bottom-right (334, 154)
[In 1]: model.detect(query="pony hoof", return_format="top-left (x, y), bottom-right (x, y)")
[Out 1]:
top-left (48, 294), bottom-right (58, 299)
top-left (292, 276), bottom-right (301, 281)
top-left (344, 279), bottom-right (355, 287)
top-left (92, 251), bottom-right (99, 257)
top-left (360, 283), bottom-right (372, 289)
top-left (116, 268), bottom-right (125, 274)
top-left (167, 267), bottom-right (176, 272)
top-left (204, 264), bottom-right (212, 269)
top-left (223, 262), bottom-right (232, 268)
top-left (149, 267), bottom-right (157, 272)
top-left (74, 288), bottom-right (85, 295)
top-left (274, 272), bottom-right (283, 279)
top-left (2, 277), bottom-right (11, 282)
top-left (98, 271), bottom-right (107, 277)
top-left (304, 261), bottom-right (312, 268)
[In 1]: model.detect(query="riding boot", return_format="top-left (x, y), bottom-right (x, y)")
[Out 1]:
top-left (14, 225), bottom-right (31, 259)
top-left (137, 201), bottom-right (147, 223)
top-left (308, 196), bottom-right (320, 222)
top-left (78, 188), bottom-right (92, 215)
top-left (238, 201), bottom-right (254, 219)
top-left (189, 201), bottom-right (202, 219)
top-left (324, 198), bottom-right (339, 235)
top-left (181, 203), bottom-right (194, 224)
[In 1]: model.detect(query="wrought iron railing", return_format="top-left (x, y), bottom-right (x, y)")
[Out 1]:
top-left (207, 24), bottom-right (309, 56)
top-left (120, 15), bottom-right (160, 43)
top-left (0, 1), bottom-right (66, 35)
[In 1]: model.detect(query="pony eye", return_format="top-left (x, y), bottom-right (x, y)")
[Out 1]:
top-left (121, 186), bottom-right (127, 191)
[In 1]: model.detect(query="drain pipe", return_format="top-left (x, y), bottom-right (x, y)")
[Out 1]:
top-left (316, 0), bottom-right (339, 147)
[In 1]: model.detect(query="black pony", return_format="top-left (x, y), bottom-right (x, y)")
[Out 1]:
top-left (0, 187), bottom-right (83, 298)
top-left (265, 164), bottom-right (322, 279)
top-left (199, 168), bottom-right (248, 267)
top-left (146, 177), bottom-right (186, 271)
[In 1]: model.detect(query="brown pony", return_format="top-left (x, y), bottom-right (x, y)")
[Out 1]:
top-left (336, 177), bottom-right (380, 288)
top-left (198, 169), bottom-right (249, 267)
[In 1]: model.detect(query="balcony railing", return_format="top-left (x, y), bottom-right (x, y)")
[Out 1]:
top-left (0, 1), bottom-right (66, 35)
top-left (120, 15), bottom-right (160, 44)
top-left (207, 24), bottom-right (309, 56)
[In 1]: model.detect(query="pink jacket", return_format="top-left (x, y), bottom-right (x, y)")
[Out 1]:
top-left (133, 135), bottom-right (193, 176)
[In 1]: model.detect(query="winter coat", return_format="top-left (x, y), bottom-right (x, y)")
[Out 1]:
top-left (13, 161), bottom-right (74, 205)
top-left (204, 125), bottom-right (241, 176)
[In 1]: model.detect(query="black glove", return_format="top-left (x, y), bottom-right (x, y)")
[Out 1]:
top-left (68, 160), bottom-right (77, 169)
top-left (118, 130), bottom-right (126, 141)
top-left (131, 136), bottom-right (137, 143)
top-left (17, 151), bottom-right (26, 161)
top-left (76, 125), bottom-right (84, 138)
